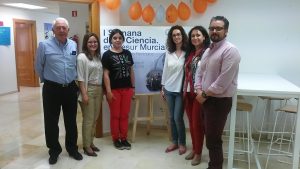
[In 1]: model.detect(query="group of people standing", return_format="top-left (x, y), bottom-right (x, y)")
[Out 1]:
top-left (35, 15), bottom-right (240, 169)
top-left (162, 16), bottom-right (240, 169)
top-left (35, 18), bottom-right (135, 165)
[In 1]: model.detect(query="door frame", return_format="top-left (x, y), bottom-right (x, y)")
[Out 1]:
top-left (13, 19), bottom-right (39, 91)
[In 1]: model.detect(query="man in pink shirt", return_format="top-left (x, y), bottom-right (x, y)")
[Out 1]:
top-left (194, 16), bottom-right (241, 169)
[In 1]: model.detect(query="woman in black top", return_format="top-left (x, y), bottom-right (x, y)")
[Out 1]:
top-left (102, 29), bottom-right (135, 150)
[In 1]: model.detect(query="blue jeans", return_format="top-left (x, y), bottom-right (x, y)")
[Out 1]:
top-left (164, 89), bottom-right (186, 145)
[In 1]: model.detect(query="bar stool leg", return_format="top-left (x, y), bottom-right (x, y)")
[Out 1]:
top-left (264, 110), bottom-right (280, 169)
top-left (227, 100), bottom-right (253, 169)
top-left (247, 112), bottom-right (251, 169)
top-left (257, 98), bottom-right (268, 154)
top-left (256, 97), bottom-right (289, 155)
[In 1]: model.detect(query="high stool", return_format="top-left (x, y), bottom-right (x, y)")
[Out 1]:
top-left (264, 105), bottom-right (297, 169)
top-left (224, 97), bottom-right (254, 169)
top-left (131, 94), bottom-right (171, 142)
top-left (255, 96), bottom-right (290, 154)
top-left (235, 100), bottom-right (254, 169)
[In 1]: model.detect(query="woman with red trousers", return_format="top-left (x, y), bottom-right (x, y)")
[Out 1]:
top-left (183, 26), bottom-right (210, 166)
top-left (102, 29), bottom-right (135, 150)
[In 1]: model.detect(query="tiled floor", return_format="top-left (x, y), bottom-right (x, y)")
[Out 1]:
top-left (0, 87), bottom-right (296, 169)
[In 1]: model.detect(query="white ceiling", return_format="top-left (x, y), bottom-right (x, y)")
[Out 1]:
top-left (0, 0), bottom-right (66, 14)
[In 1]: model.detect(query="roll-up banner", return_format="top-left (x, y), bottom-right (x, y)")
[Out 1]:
top-left (100, 26), bottom-right (191, 95)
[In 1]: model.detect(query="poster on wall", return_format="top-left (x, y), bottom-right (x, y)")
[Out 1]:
top-left (44, 23), bottom-right (53, 39)
top-left (100, 26), bottom-right (170, 95)
top-left (0, 27), bottom-right (11, 45)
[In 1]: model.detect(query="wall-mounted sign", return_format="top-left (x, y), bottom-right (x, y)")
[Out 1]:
top-left (72, 10), bottom-right (77, 17)
top-left (0, 27), bottom-right (11, 45)
top-left (44, 23), bottom-right (53, 39)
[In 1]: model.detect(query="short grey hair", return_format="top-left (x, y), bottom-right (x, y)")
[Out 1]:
top-left (52, 17), bottom-right (69, 28)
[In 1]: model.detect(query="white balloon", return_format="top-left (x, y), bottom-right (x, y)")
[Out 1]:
top-left (156, 5), bottom-right (165, 23)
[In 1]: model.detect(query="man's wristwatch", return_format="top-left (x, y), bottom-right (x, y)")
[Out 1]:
top-left (201, 91), bottom-right (208, 98)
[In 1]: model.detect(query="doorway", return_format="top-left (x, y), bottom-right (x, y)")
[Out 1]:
top-left (13, 19), bottom-right (39, 91)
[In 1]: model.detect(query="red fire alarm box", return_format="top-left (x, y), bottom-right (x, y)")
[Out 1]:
top-left (72, 11), bottom-right (77, 17)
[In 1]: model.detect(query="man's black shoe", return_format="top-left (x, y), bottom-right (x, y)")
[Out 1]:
top-left (69, 151), bottom-right (83, 160)
top-left (49, 155), bottom-right (58, 165)
top-left (113, 140), bottom-right (124, 150)
top-left (121, 140), bottom-right (131, 150)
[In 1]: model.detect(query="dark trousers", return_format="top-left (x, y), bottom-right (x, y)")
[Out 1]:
top-left (42, 80), bottom-right (79, 156)
top-left (203, 97), bottom-right (232, 169)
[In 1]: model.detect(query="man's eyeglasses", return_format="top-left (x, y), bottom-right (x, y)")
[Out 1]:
top-left (208, 27), bottom-right (224, 32)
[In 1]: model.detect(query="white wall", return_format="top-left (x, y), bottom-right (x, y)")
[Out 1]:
top-left (59, 2), bottom-right (89, 51)
top-left (118, 0), bottom-right (300, 86)
top-left (0, 6), bottom-right (58, 95)
top-left (100, 3), bottom-right (120, 25)
top-left (100, 0), bottom-right (300, 132)
top-left (102, 0), bottom-right (300, 87)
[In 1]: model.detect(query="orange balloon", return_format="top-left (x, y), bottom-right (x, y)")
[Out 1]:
top-left (166, 4), bottom-right (178, 23)
top-left (105, 0), bottom-right (121, 10)
top-left (194, 0), bottom-right (207, 13)
top-left (128, 1), bottom-right (142, 20)
top-left (207, 0), bottom-right (217, 3)
top-left (178, 2), bottom-right (191, 21)
top-left (142, 4), bottom-right (155, 24)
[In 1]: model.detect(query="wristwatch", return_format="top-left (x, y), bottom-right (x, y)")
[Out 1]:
top-left (201, 91), bottom-right (208, 98)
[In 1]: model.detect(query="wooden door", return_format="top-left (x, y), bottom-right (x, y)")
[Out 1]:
top-left (13, 19), bottom-right (38, 90)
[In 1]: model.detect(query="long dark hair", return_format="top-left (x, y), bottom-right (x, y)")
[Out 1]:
top-left (166, 25), bottom-right (188, 53)
top-left (187, 26), bottom-right (210, 54)
top-left (108, 28), bottom-right (125, 44)
top-left (82, 32), bottom-right (100, 60)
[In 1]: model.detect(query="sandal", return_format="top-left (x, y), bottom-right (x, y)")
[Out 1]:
top-left (91, 146), bottom-right (100, 152)
top-left (165, 144), bottom-right (178, 153)
top-left (185, 151), bottom-right (194, 160)
top-left (83, 147), bottom-right (97, 157)
top-left (191, 154), bottom-right (201, 166)
top-left (179, 145), bottom-right (187, 155)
